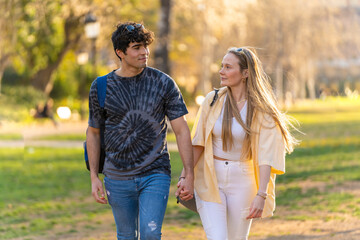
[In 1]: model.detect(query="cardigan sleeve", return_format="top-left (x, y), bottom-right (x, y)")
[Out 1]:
top-left (191, 91), bottom-right (215, 146)
top-left (191, 104), bottom-right (205, 146)
top-left (257, 114), bottom-right (286, 174)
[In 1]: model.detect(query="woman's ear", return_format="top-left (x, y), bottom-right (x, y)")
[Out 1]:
top-left (242, 69), bottom-right (249, 79)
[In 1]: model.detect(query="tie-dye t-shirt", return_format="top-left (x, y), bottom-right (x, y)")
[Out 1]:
top-left (88, 67), bottom-right (188, 180)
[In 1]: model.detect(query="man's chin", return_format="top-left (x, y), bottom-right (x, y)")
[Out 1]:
top-left (139, 63), bottom-right (147, 68)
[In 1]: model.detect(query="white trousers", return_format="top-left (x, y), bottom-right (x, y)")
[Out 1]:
top-left (195, 159), bottom-right (257, 240)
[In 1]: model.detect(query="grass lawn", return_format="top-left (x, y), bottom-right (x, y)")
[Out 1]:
top-left (0, 97), bottom-right (359, 239)
top-left (0, 133), bottom-right (23, 140)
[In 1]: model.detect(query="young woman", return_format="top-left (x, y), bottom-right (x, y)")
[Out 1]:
top-left (177, 47), bottom-right (297, 240)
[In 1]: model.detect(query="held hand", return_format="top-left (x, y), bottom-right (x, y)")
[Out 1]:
top-left (246, 195), bottom-right (265, 219)
top-left (175, 177), bottom-right (194, 201)
top-left (91, 177), bottom-right (107, 204)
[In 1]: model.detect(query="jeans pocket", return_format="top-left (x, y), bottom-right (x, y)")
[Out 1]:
top-left (103, 177), bottom-right (113, 205)
top-left (242, 165), bottom-right (254, 175)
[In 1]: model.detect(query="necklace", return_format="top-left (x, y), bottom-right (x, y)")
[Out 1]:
top-left (236, 99), bottom-right (246, 104)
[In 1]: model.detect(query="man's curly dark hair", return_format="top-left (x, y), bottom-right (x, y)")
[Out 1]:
top-left (111, 22), bottom-right (154, 61)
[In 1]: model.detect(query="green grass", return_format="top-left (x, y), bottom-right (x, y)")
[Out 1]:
top-left (0, 148), bottom-right (197, 239)
top-left (33, 133), bottom-right (179, 142)
top-left (1, 97), bottom-right (360, 239)
top-left (34, 133), bottom-right (179, 142)
top-left (0, 133), bottom-right (23, 140)
top-left (31, 121), bottom-right (195, 142)
top-left (0, 147), bottom-right (112, 239)
top-left (274, 97), bottom-right (360, 219)
top-left (33, 134), bottom-right (86, 141)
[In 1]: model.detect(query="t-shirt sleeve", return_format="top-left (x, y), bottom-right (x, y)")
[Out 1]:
top-left (258, 114), bottom-right (286, 174)
top-left (88, 79), bottom-right (101, 129)
top-left (164, 77), bottom-right (188, 121)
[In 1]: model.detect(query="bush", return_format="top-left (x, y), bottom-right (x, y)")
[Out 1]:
top-left (0, 86), bottom-right (47, 122)
top-left (1, 85), bottom-right (46, 108)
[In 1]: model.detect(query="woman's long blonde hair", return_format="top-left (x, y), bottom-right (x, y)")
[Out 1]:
top-left (222, 47), bottom-right (297, 160)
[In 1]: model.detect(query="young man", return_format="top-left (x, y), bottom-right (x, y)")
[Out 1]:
top-left (86, 22), bottom-right (194, 239)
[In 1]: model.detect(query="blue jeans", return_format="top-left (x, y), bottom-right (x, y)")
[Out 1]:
top-left (104, 173), bottom-right (171, 240)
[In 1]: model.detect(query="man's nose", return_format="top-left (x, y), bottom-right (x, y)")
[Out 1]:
top-left (142, 47), bottom-right (149, 55)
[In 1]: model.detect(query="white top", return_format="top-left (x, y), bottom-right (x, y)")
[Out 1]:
top-left (212, 99), bottom-right (247, 161)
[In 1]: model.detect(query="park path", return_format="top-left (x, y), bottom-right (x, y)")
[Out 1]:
top-left (0, 139), bottom-right (179, 150)
top-left (0, 121), bottom-right (179, 150)
top-left (0, 121), bottom-right (86, 148)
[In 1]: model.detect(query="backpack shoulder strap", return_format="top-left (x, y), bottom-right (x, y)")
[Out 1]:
top-left (96, 74), bottom-right (108, 148)
top-left (96, 74), bottom-right (108, 108)
top-left (210, 88), bottom-right (219, 107)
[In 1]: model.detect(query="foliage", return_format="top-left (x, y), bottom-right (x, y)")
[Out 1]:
top-left (49, 52), bottom-right (79, 99)
top-left (0, 85), bottom-right (46, 122)
top-left (245, 0), bottom-right (360, 99)
top-left (16, 0), bottom-right (64, 75)
top-left (1, 86), bottom-right (46, 108)
top-left (2, 0), bottom-right (360, 104)
top-left (2, 66), bottom-right (29, 86)
top-left (49, 51), bottom-right (98, 100)
top-left (1, 0), bottom-right (162, 100)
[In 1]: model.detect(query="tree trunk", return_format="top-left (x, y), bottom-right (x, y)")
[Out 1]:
top-left (285, 70), bottom-right (296, 107)
top-left (30, 13), bottom-right (82, 95)
top-left (307, 61), bottom-right (316, 99)
top-left (154, 0), bottom-right (171, 75)
top-left (31, 49), bottom-right (69, 94)
top-left (299, 65), bottom-right (307, 99)
top-left (275, 63), bottom-right (283, 103)
top-left (0, 54), bottom-right (11, 96)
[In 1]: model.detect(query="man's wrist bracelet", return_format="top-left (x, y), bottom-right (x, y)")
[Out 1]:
top-left (179, 176), bottom-right (185, 181)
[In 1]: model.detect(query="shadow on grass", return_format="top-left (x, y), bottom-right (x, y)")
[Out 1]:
top-left (261, 227), bottom-right (360, 240)
top-left (277, 164), bottom-right (360, 184)
top-left (290, 143), bottom-right (360, 159)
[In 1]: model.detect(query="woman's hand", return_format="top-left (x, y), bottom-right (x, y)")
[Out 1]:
top-left (247, 165), bottom-right (271, 219)
top-left (246, 195), bottom-right (265, 219)
top-left (175, 177), bottom-right (194, 201)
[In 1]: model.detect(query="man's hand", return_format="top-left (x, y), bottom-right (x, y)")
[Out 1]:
top-left (175, 177), bottom-right (194, 201)
top-left (91, 177), bottom-right (107, 204)
top-left (170, 116), bottom-right (194, 202)
top-left (87, 126), bottom-right (106, 204)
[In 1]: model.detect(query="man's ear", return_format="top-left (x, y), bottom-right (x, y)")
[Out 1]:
top-left (116, 49), bottom-right (125, 59)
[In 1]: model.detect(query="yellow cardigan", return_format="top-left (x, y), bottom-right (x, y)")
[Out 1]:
top-left (191, 87), bottom-right (286, 218)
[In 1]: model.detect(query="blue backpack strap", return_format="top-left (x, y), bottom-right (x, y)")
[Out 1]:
top-left (96, 74), bottom-right (108, 108)
top-left (96, 74), bottom-right (108, 149)
top-left (84, 74), bottom-right (108, 173)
